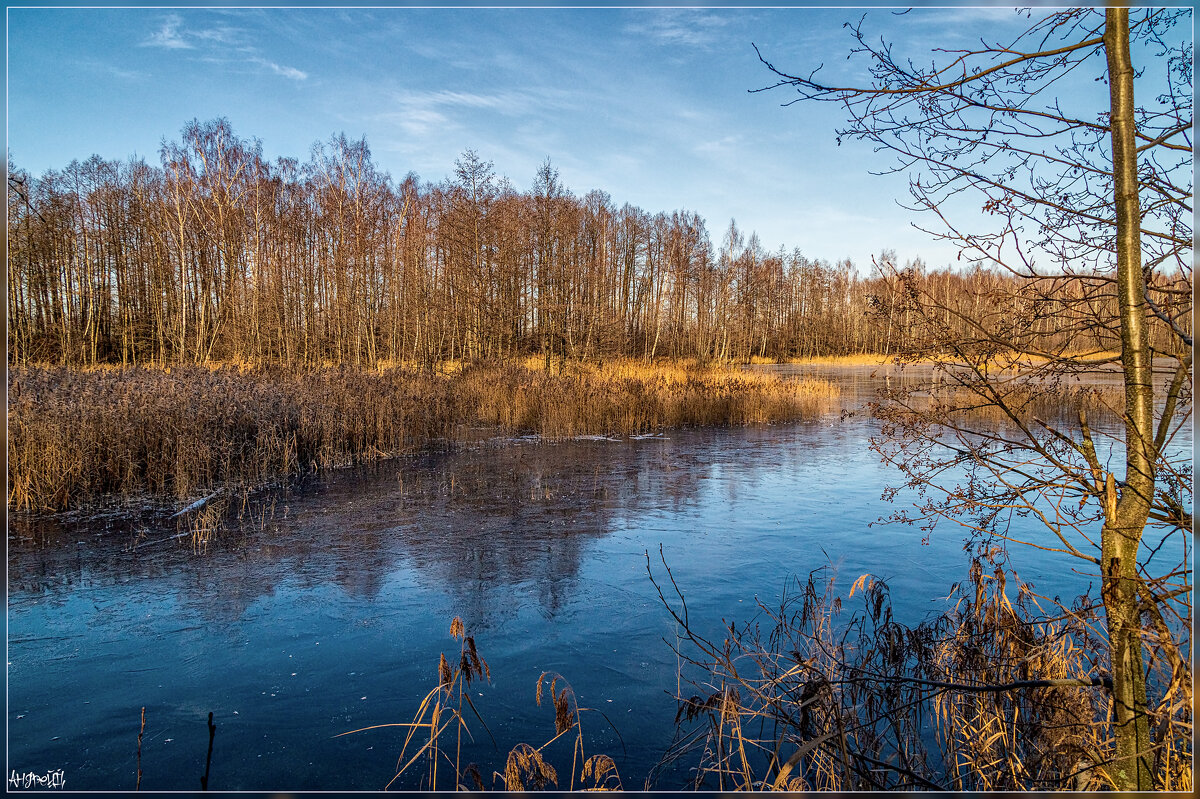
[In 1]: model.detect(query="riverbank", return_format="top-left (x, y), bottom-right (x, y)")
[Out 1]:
top-left (7, 359), bottom-right (837, 513)
top-left (749, 349), bottom-right (1125, 368)
top-left (747, 353), bottom-right (898, 366)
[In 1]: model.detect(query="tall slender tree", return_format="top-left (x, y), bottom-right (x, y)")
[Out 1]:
top-left (755, 8), bottom-right (1191, 788)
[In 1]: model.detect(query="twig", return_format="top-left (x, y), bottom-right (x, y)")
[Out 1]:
top-left (843, 668), bottom-right (1113, 693)
top-left (172, 491), bottom-right (222, 518)
top-left (200, 712), bottom-right (215, 791)
top-left (136, 706), bottom-right (145, 791)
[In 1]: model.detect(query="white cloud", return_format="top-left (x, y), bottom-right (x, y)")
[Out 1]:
top-left (78, 59), bottom-right (145, 81)
top-left (625, 10), bottom-right (733, 49)
top-left (694, 135), bottom-right (742, 155)
top-left (375, 88), bottom-right (551, 142)
top-left (142, 15), bottom-right (192, 50)
top-left (392, 89), bottom-right (533, 115)
top-left (252, 57), bottom-right (308, 81)
top-left (376, 108), bottom-right (454, 139)
top-left (192, 25), bottom-right (246, 46)
top-left (909, 7), bottom-right (1027, 27)
top-left (141, 13), bottom-right (308, 82)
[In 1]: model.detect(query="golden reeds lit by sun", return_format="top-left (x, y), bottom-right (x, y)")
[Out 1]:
top-left (8, 359), bottom-right (837, 513)
top-left (339, 617), bottom-right (621, 791)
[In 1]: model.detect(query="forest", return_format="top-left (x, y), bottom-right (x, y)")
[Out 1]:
top-left (10, 117), bottom-right (1178, 370)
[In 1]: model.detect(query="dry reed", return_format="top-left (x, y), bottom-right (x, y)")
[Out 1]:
top-left (342, 618), bottom-right (623, 791)
top-left (777, 353), bottom-right (900, 367)
top-left (926, 382), bottom-right (1126, 428)
top-left (649, 545), bottom-right (1192, 791)
top-left (8, 359), bottom-right (836, 513)
top-left (461, 359), bottom-right (836, 438)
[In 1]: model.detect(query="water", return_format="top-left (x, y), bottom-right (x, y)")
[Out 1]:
top-left (7, 366), bottom-right (1189, 790)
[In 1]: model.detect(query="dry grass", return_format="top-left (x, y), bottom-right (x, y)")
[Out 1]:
top-left (462, 359), bottom-right (837, 438)
top-left (7, 364), bottom-right (461, 512)
top-left (338, 617), bottom-right (495, 791)
top-left (776, 353), bottom-right (901, 367)
top-left (7, 359), bottom-right (836, 513)
top-left (342, 618), bottom-right (623, 791)
top-left (780, 349), bottom-right (1125, 371)
top-left (999, 349), bottom-right (1123, 368)
top-left (649, 545), bottom-right (1192, 791)
top-left (923, 381), bottom-right (1127, 428)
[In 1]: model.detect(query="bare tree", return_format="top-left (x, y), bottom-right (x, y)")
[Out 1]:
top-left (755, 7), bottom-right (1191, 789)
top-left (9, 111), bottom-right (1167, 372)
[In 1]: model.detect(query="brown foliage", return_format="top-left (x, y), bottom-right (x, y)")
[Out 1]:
top-left (580, 753), bottom-right (623, 791)
top-left (342, 620), bottom-right (621, 792)
top-left (10, 121), bottom-right (1160, 371)
top-left (649, 547), bottom-right (1192, 791)
top-left (504, 743), bottom-right (558, 791)
top-left (7, 360), bottom-right (834, 512)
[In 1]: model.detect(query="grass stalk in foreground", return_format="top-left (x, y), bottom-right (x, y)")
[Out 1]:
top-left (339, 617), bottom-right (623, 791)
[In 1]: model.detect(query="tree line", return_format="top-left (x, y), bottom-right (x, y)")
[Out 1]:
top-left (6, 118), bottom-right (1155, 368)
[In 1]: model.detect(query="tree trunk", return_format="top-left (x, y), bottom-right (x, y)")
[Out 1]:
top-left (1102, 9), bottom-right (1154, 790)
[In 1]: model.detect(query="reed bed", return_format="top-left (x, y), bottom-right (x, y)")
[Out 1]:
top-left (924, 382), bottom-right (1127, 428)
top-left (775, 353), bottom-right (900, 367)
top-left (463, 359), bottom-right (837, 437)
top-left (8, 359), bottom-right (836, 512)
top-left (7, 363), bottom-right (460, 512)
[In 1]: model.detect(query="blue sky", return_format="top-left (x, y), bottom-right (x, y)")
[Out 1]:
top-left (4, 3), bottom-right (1179, 271)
